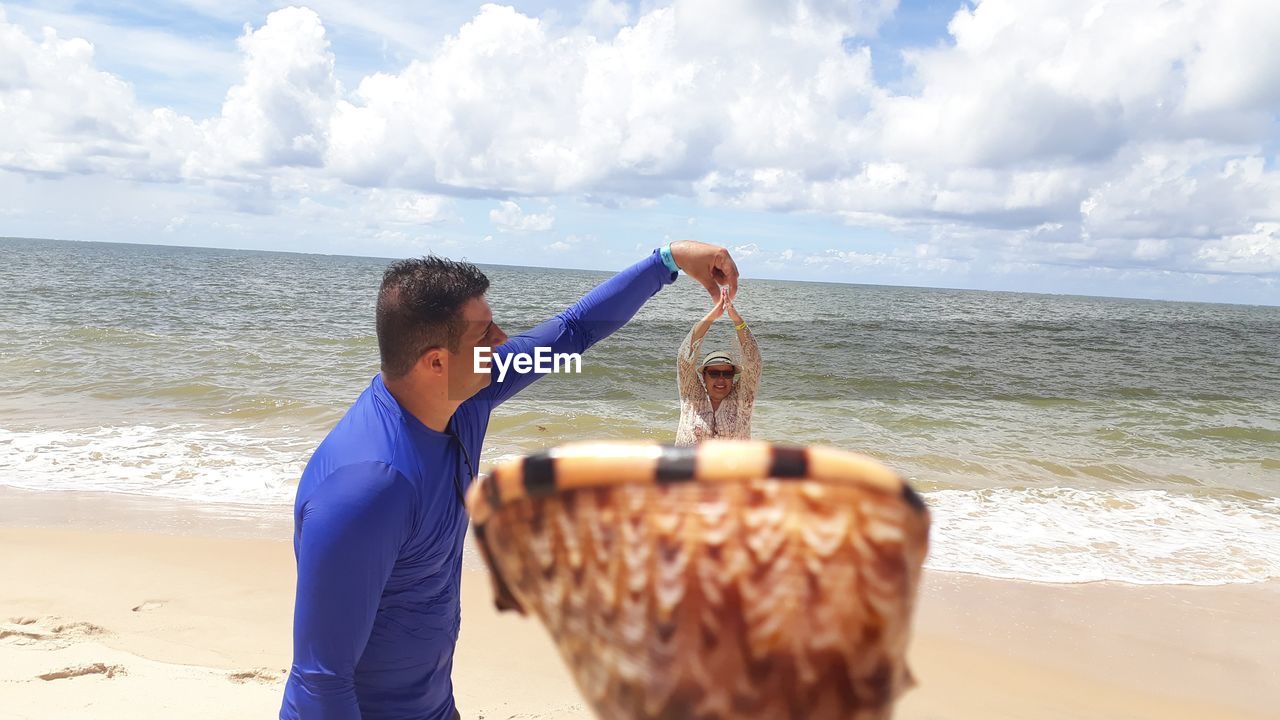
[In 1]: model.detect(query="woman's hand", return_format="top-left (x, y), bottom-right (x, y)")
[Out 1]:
top-left (705, 290), bottom-right (727, 323)
top-left (691, 290), bottom-right (727, 345)
top-left (724, 291), bottom-right (744, 327)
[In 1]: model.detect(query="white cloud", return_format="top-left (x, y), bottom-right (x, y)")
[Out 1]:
top-left (1132, 239), bottom-right (1170, 263)
top-left (3, 6), bottom-right (238, 113)
top-left (489, 200), bottom-right (555, 232)
top-left (366, 189), bottom-right (454, 225)
top-left (729, 240), bottom-right (972, 285)
top-left (2, 0), bottom-right (1280, 296)
top-left (366, 227), bottom-right (457, 252)
top-left (0, 16), bottom-right (197, 179)
top-left (580, 0), bottom-right (632, 38)
top-left (193, 7), bottom-right (340, 174)
top-left (0, 6), bottom-right (338, 182)
top-left (1080, 146), bottom-right (1279, 242)
top-left (1195, 223), bottom-right (1280, 274)
top-left (1181, 2), bottom-right (1280, 117)
top-left (324, 1), bottom-right (879, 194)
top-left (544, 233), bottom-right (596, 253)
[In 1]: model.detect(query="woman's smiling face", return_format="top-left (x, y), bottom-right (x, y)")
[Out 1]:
top-left (702, 364), bottom-right (736, 402)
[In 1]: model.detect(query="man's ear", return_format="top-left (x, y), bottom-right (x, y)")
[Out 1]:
top-left (420, 347), bottom-right (448, 376)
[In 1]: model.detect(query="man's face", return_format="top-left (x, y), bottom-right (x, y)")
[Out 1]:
top-left (449, 296), bottom-right (508, 401)
top-left (702, 364), bottom-right (736, 403)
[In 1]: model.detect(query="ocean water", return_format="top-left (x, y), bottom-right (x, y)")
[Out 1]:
top-left (2, 237), bottom-right (1278, 585)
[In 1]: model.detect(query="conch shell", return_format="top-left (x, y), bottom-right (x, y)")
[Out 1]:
top-left (467, 440), bottom-right (929, 720)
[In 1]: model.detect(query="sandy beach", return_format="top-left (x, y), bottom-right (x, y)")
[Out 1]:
top-left (2, 486), bottom-right (1277, 720)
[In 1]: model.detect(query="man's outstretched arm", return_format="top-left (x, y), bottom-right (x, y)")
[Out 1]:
top-left (476, 241), bottom-right (739, 408)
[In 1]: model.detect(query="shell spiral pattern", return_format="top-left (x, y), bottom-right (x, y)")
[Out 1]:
top-left (467, 440), bottom-right (930, 720)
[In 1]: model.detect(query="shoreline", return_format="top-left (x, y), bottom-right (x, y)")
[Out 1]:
top-left (2, 487), bottom-right (1278, 719)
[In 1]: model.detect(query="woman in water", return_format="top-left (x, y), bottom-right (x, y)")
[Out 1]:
top-left (675, 290), bottom-right (760, 446)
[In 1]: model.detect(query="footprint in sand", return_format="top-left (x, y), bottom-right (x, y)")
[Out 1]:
top-left (131, 600), bottom-right (165, 612)
top-left (2, 618), bottom-right (126, 683)
top-left (38, 663), bottom-right (127, 681)
top-left (1, 617), bottom-right (106, 649)
top-left (228, 667), bottom-right (286, 684)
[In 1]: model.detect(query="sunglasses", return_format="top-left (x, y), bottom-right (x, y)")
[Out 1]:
top-left (703, 369), bottom-right (737, 380)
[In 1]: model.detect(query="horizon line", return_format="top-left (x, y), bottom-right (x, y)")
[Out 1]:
top-left (3, 235), bottom-right (1276, 309)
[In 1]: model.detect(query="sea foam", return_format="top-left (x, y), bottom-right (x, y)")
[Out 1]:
top-left (0, 425), bottom-right (305, 505)
top-left (924, 487), bottom-right (1280, 585)
top-left (2, 426), bottom-right (1277, 586)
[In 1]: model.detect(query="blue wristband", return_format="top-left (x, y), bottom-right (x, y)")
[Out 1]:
top-left (659, 244), bottom-right (680, 274)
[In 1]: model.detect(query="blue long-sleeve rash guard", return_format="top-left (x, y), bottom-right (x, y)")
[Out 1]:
top-left (280, 251), bottom-right (677, 720)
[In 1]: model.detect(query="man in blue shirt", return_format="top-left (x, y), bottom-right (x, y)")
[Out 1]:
top-left (281, 241), bottom-right (739, 719)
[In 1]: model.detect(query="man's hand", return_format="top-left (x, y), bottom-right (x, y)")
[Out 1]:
top-left (670, 240), bottom-right (739, 301)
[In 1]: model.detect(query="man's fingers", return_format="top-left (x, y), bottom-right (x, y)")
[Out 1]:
top-left (700, 277), bottom-right (721, 300)
top-left (669, 240), bottom-right (739, 299)
top-left (714, 253), bottom-right (740, 300)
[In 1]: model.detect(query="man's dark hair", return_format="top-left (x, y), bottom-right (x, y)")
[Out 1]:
top-left (376, 256), bottom-right (490, 380)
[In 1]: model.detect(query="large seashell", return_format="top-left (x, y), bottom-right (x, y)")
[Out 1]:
top-left (467, 440), bottom-right (930, 720)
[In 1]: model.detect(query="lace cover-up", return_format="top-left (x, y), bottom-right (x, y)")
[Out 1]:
top-left (674, 325), bottom-right (761, 446)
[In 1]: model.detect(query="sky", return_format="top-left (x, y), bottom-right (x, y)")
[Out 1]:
top-left (1, 0), bottom-right (1278, 305)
